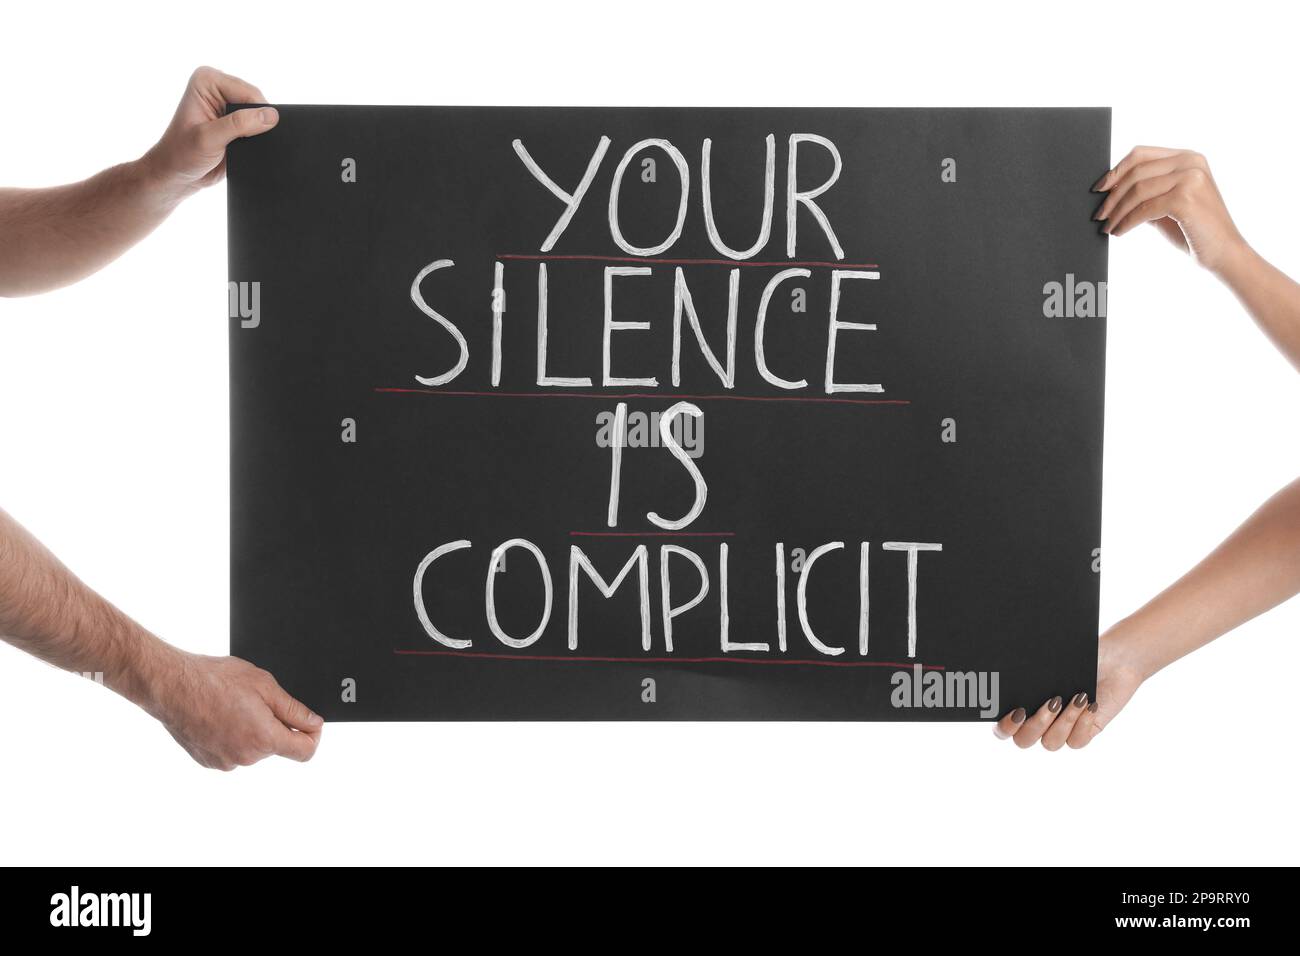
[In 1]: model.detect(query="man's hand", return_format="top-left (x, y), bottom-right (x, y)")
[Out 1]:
top-left (991, 626), bottom-right (1149, 751)
top-left (147, 652), bottom-right (323, 770)
top-left (0, 65), bottom-right (277, 296)
top-left (0, 507), bottom-right (322, 770)
top-left (142, 66), bottom-right (279, 199)
top-left (1093, 146), bottom-right (1245, 274)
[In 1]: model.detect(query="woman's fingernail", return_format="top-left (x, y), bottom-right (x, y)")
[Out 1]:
top-left (1093, 204), bottom-right (1107, 221)
top-left (308, 712), bottom-right (323, 727)
top-left (1088, 700), bottom-right (1099, 714)
top-left (260, 107), bottom-right (280, 125)
top-left (1011, 707), bottom-right (1026, 724)
top-left (1048, 696), bottom-right (1062, 714)
top-left (1072, 692), bottom-right (1089, 708)
top-left (1092, 171), bottom-right (1111, 191)
top-left (1102, 223), bottom-right (1113, 234)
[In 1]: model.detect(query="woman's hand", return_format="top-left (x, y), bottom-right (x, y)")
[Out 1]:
top-left (992, 624), bottom-right (1150, 750)
top-left (1094, 146), bottom-right (1247, 274)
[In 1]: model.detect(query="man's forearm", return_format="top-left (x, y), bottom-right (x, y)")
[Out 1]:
top-left (0, 506), bottom-right (179, 712)
top-left (1215, 243), bottom-right (1300, 373)
top-left (0, 157), bottom-right (184, 297)
top-left (1112, 476), bottom-right (1300, 679)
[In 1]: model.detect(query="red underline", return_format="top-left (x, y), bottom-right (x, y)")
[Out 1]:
top-left (394, 648), bottom-right (943, 670)
top-left (498, 253), bottom-right (879, 270)
top-left (374, 388), bottom-right (909, 407)
top-left (571, 531), bottom-right (735, 537)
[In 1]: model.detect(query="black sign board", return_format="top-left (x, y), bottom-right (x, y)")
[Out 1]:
top-left (228, 106), bottom-right (1108, 720)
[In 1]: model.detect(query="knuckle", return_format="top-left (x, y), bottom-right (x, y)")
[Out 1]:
top-left (186, 124), bottom-right (211, 154)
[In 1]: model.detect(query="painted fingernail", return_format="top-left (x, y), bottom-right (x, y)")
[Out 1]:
top-left (1093, 204), bottom-right (1108, 221)
top-left (1011, 707), bottom-right (1026, 724)
top-left (1072, 692), bottom-right (1089, 708)
top-left (1102, 223), bottom-right (1113, 234)
top-left (1092, 170), bottom-right (1111, 191)
top-left (1088, 701), bottom-right (1099, 714)
top-left (1048, 696), bottom-right (1062, 714)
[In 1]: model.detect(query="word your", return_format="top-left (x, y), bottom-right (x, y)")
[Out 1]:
top-left (513, 133), bottom-right (846, 259)
top-left (413, 539), bottom-right (942, 659)
top-left (890, 663), bottom-right (999, 717)
top-left (50, 886), bottom-right (151, 937)
top-left (596, 408), bottom-right (703, 458)
top-left (1042, 273), bottom-right (1106, 318)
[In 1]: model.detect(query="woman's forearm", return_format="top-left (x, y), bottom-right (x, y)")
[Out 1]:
top-left (1112, 476), bottom-right (1300, 680)
top-left (1214, 243), bottom-right (1300, 373)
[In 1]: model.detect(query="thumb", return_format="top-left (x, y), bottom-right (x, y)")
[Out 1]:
top-left (195, 106), bottom-right (279, 156)
top-left (265, 683), bottom-right (324, 734)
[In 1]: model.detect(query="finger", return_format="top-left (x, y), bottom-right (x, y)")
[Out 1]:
top-left (1109, 192), bottom-right (1183, 238)
top-left (1067, 700), bottom-right (1102, 749)
top-left (1095, 145), bottom-right (1183, 191)
top-left (992, 706), bottom-right (1027, 739)
top-left (1095, 157), bottom-right (1182, 220)
top-left (192, 65), bottom-right (267, 105)
top-left (273, 725), bottom-right (320, 762)
top-left (1041, 692), bottom-right (1089, 751)
top-left (194, 106), bottom-right (280, 155)
top-left (265, 683), bottom-right (324, 734)
top-left (215, 70), bottom-right (267, 106)
top-left (1012, 696), bottom-right (1062, 749)
top-left (1101, 171), bottom-right (1182, 234)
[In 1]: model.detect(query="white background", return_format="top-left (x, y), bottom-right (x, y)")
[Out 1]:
top-left (1, 0), bottom-right (1296, 866)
